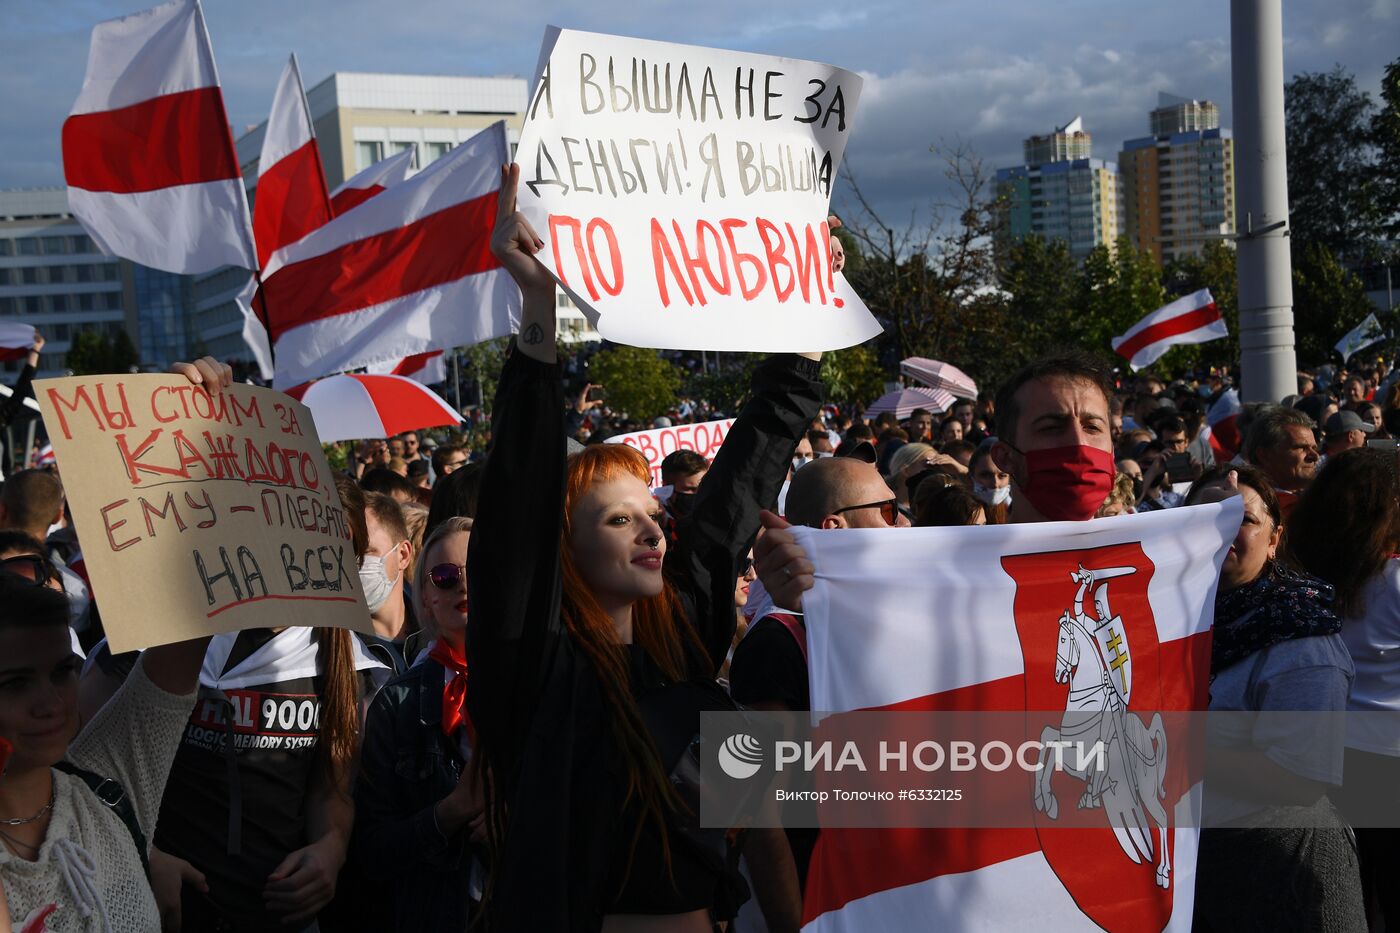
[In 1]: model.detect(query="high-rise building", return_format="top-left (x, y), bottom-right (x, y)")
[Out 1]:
top-left (995, 117), bottom-right (1122, 263)
top-left (194, 71), bottom-right (601, 368)
top-left (0, 187), bottom-right (192, 378)
top-left (1120, 93), bottom-right (1236, 264)
top-left (1023, 116), bottom-right (1094, 165)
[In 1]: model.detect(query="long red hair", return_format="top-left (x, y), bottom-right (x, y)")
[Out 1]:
top-left (560, 444), bottom-right (708, 880)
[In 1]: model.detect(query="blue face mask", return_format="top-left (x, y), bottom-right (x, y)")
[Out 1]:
top-left (1198, 385), bottom-right (1213, 398)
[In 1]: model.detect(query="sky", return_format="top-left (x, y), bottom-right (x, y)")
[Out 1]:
top-left (1, 0), bottom-right (1395, 229)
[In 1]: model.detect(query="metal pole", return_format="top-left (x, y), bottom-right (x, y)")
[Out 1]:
top-left (1231, 0), bottom-right (1298, 402)
top-left (451, 349), bottom-right (462, 413)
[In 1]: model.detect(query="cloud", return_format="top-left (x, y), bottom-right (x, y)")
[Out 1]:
top-left (0, 0), bottom-right (1391, 240)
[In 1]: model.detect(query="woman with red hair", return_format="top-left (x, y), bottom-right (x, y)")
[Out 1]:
top-left (467, 166), bottom-right (820, 931)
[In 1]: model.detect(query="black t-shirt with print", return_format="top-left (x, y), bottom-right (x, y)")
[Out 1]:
top-left (154, 629), bottom-right (330, 929)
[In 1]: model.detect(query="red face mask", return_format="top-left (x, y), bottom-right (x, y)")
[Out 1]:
top-left (1006, 443), bottom-right (1116, 522)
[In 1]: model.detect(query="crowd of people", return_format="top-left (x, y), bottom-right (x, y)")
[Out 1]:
top-left (0, 166), bottom-right (1397, 932)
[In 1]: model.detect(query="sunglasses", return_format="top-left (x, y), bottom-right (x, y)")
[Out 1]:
top-left (831, 498), bottom-right (901, 527)
top-left (738, 557), bottom-right (755, 575)
top-left (0, 554), bottom-right (57, 587)
top-left (429, 562), bottom-right (467, 590)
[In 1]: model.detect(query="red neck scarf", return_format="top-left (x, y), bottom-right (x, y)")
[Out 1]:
top-left (428, 639), bottom-right (474, 741)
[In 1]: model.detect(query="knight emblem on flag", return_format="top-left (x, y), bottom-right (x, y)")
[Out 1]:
top-left (1006, 542), bottom-right (1179, 931)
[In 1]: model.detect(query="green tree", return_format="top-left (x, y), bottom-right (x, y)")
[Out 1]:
top-left (65, 329), bottom-right (139, 375)
top-left (1159, 241), bottom-right (1240, 371)
top-left (1372, 57), bottom-right (1400, 243)
top-left (111, 330), bottom-right (138, 372)
top-left (684, 354), bottom-right (761, 416)
top-left (1291, 242), bottom-right (1376, 365)
top-left (819, 343), bottom-right (886, 407)
top-left (839, 141), bottom-right (1010, 383)
top-left (1285, 66), bottom-right (1381, 261)
top-left (997, 234), bottom-right (1079, 354)
top-left (460, 337), bottom-right (511, 417)
top-left (588, 345), bottom-right (683, 422)
top-left (1076, 238), bottom-right (1167, 364)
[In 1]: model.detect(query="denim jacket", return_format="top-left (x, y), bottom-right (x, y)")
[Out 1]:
top-left (351, 656), bottom-right (476, 930)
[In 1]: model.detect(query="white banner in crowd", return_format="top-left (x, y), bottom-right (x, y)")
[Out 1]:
top-left (1335, 312), bottom-right (1385, 363)
top-left (515, 28), bottom-right (881, 353)
top-left (793, 501), bottom-right (1240, 931)
top-left (605, 418), bottom-right (735, 487)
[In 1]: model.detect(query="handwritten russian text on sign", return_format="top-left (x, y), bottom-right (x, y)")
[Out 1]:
top-left (36, 375), bottom-right (372, 652)
top-left (606, 418), bottom-right (735, 487)
top-left (516, 27), bottom-right (881, 352)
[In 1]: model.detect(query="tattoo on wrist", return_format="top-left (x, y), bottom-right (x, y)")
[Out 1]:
top-left (523, 323), bottom-right (544, 345)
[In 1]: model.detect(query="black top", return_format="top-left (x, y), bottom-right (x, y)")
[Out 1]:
top-left (467, 350), bottom-right (820, 931)
top-left (351, 656), bottom-right (476, 931)
top-left (155, 630), bottom-right (335, 929)
top-left (727, 615), bottom-right (819, 891)
top-left (0, 362), bottom-right (36, 430)
top-left (729, 615), bottom-right (811, 713)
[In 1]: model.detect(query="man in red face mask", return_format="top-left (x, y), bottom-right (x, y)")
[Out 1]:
top-left (986, 352), bottom-right (1116, 523)
top-left (755, 353), bottom-right (1116, 612)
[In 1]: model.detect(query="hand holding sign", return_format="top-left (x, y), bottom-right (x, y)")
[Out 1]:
top-left (490, 163), bottom-right (552, 299)
top-left (36, 372), bottom-right (371, 652)
top-left (515, 27), bottom-right (881, 353)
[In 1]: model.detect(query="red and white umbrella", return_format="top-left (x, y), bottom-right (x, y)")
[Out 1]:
top-left (899, 357), bottom-right (978, 400)
top-left (284, 374), bottom-right (460, 442)
top-left (0, 322), bottom-right (36, 362)
top-left (863, 386), bottom-right (956, 419)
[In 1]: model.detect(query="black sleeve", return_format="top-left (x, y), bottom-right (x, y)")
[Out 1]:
top-left (352, 689), bottom-right (463, 875)
top-left (728, 619), bottom-right (810, 711)
top-left (563, 407), bottom-right (585, 438)
top-left (0, 363), bottom-right (36, 428)
top-left (465, 350), bottom-right (567, 786)
top-left (669, 355), bottom-right (822, 668)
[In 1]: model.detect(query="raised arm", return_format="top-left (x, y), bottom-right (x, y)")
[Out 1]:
top-left (0, 332), bottom-right (43, 428)
top-left (465, 164), bottom-right (566, 782)
top-left (670, 352), bottom-right (823, 666)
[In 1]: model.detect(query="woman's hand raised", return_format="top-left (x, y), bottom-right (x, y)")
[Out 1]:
top-left (490, 164), bottom-right (554, 300)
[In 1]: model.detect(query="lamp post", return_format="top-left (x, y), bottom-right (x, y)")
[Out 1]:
top-left (1231, 0), bottom-right (1298, 402)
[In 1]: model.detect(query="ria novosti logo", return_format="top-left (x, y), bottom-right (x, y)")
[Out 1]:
top-left (718, 733), bottom-right (764, 779)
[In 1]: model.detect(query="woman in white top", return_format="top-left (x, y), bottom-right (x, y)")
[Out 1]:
top-left (0, 358), bottom-right (227, 931)
top-left (1283, 445), bottom-right (1400, 929)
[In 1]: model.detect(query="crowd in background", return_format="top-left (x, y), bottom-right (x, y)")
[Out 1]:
top-left (3, 245), bottom-right (1400, 930)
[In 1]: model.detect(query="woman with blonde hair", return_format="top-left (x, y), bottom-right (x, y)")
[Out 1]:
top-left (353, 517), bottom-right (483, 930)
top-left (467, 165), bottom-right (814, 931)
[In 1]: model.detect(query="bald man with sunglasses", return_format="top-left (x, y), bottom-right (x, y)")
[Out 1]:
top-left (728, 456), bottom-right (909, 894)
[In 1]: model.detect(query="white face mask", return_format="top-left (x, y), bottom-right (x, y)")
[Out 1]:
top-left (973, 483), bottom-right (1012, 506)
top-left (792, 455), bottom-right (813, 471)
top-left (358, 552), bottom-right (401, 614)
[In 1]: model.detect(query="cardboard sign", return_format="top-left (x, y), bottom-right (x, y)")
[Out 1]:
top-left (606, 418), bottom-right (735, 486)
top-left (516, 27), bottom-right (881, 352)
top-left (36, 375), bottom-right (372, 652)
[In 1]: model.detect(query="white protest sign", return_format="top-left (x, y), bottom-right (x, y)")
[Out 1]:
top-left (516, 27), bottom-right (881, 352)
top-left (606, 418), bottom-right (735, 486)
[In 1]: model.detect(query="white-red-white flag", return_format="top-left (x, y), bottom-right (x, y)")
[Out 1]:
top-left (330, 147), bottom-right (414, 216)
top-left (1112, 290), bottom-right (1224, 372)
top-left (794, 502), bottom-right (1239, 931)
top-left (365, 350), bottom-right (448, 386)
top-left (62, 0), bottom-right (256, 275)
top-left (260, 121), bottom-right (518, 388)
top-left (1203, 389), bottom-right (1242, 461)
top-left (0, 322), bottom-right (37, 363)
top-left (238, 53), bottom-right (334, 380)
top-left (252, 53), bottom-right (332, 269)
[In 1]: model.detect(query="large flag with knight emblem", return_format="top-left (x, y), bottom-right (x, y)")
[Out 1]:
top-left (792, 500), bottom-right (1241, 931)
